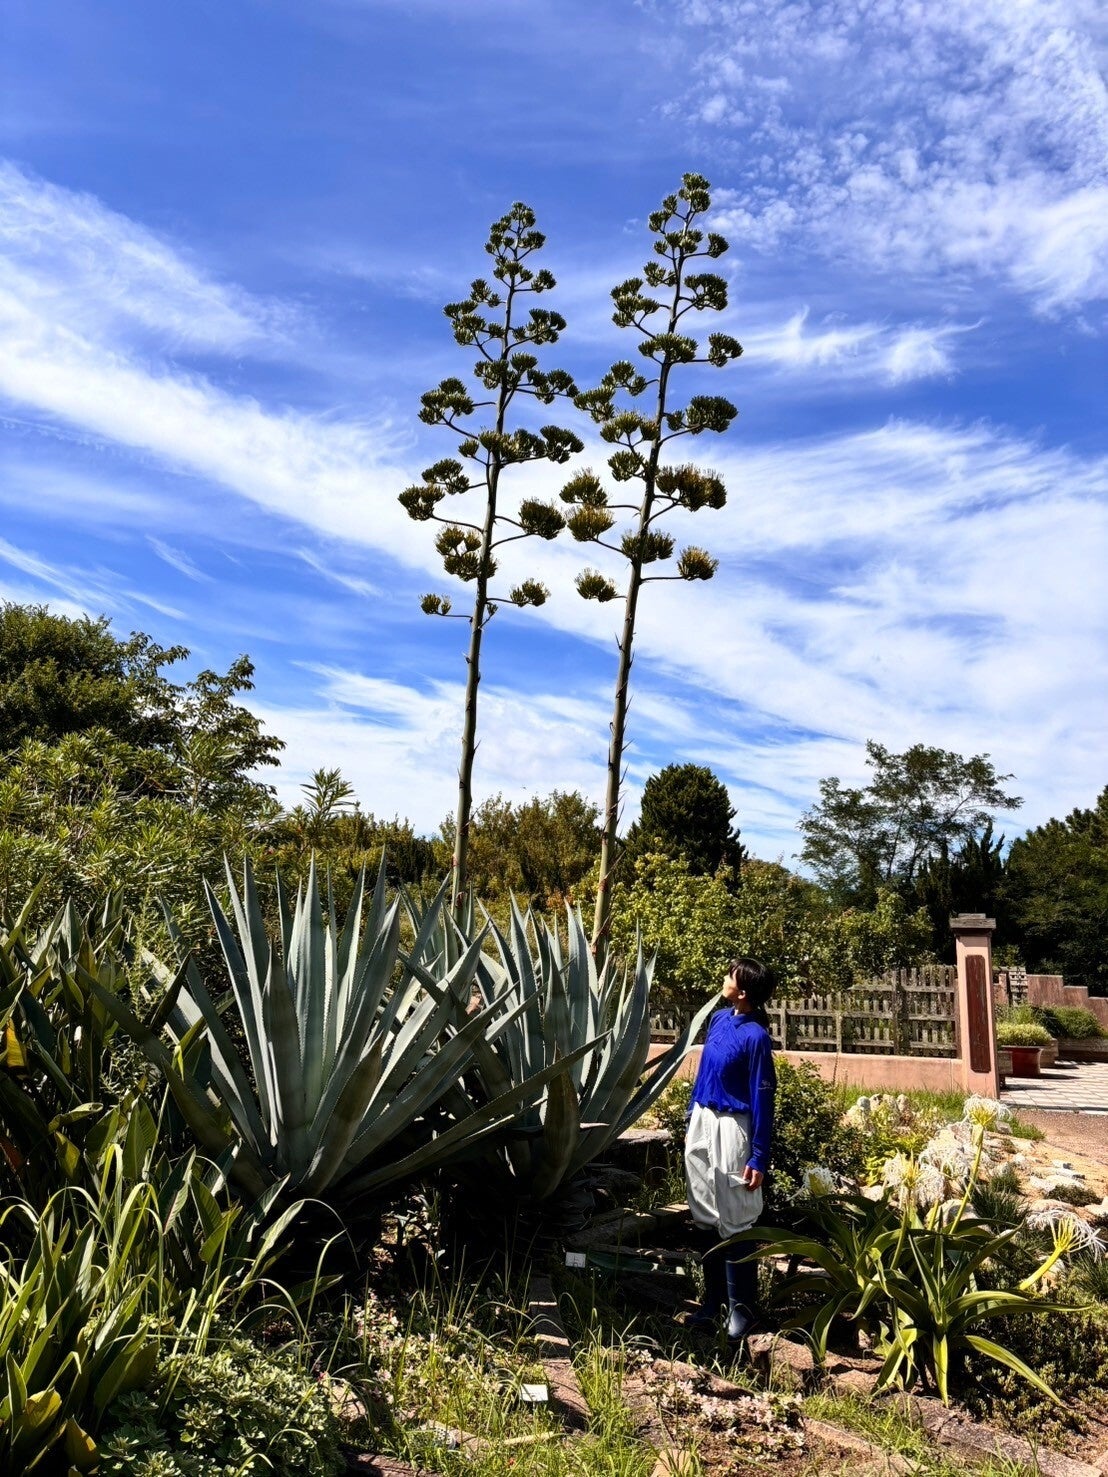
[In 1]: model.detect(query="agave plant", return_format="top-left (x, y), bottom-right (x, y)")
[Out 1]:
top-left (92, 859), bottom-right (590, 1203)
top-left (404, 896), bottom-right (715, 1200)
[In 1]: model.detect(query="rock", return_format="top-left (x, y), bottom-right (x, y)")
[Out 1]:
top-left (321, 1374), bottom-right (367, 1424)
top-left (803, 1416), bottom-right (914, 1474)
top-left (527, 1276), bottom-right (590, 1432)
top-left (828, 1367), bottom-right (880, 1398)
top-left (746, 1333), bottom-right (817, 1390)
top-left (908, 1395), bottom-right (1103, 1477)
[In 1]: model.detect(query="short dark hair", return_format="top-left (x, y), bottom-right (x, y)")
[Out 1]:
top-left (728, 957), bottom-right (774, 1015)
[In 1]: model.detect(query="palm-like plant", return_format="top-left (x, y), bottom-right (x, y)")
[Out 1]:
top-left (405, 896), bottom-right (714, 1200)
top-left (94, 860), bottom-right (588, 1203)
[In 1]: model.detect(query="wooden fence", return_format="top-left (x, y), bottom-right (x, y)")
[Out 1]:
top-left (651, 964), bottom-right (959, 1059)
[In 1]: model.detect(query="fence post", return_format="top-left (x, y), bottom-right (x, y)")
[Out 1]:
top-left (950, 913), bottom-right (1000, 1097)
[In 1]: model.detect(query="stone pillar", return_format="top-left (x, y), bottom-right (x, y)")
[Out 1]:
top-left (950, 913), bottom-right (999, 1097)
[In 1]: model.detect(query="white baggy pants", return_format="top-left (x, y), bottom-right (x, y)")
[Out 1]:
top-left (684, 1103), bottom-right (763, 1238)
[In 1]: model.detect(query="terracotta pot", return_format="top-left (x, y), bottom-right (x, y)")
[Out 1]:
top-left (1006, 1045), bottom-right (1043, 1078)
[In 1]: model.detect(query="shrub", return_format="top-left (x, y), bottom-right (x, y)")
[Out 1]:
top-left (995, 1021), bottom-right (1053, 1047)
top-left (962, 1290), bottom-right (1108, 1438)
top-left (842, 1094), bottom-right (943, 1182)
top-left (648, 1076), bottom-right (692, 1149)
top-left (98, 1339), bottom-right (345, 1477)
top-left (1046, 1181), bottom-right (1100, 1207)
top-left (769, 1060), bottom-right (865, 1207)
top-left (1040, 1005), bottom-right (1103, 1040)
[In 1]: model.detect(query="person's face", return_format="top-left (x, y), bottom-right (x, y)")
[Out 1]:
top-left (721, 967), bottom-right (745, 1005)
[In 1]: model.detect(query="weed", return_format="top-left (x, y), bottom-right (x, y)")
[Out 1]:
top-left (1008, 1117), bottom-right (1046, 1142)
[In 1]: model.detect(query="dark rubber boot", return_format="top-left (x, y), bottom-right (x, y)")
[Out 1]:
top-left (688, 1246), bottom-right (727, 1330)
top-left (725, 1255), bottom-right (759, 1342)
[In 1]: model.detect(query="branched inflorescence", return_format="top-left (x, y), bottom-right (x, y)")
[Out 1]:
top-left (571, 175), bottom-right (742, 955)
top-left (398, 204), bottom-right (581, 905)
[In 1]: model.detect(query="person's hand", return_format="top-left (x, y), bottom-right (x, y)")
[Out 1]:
top-left (741, 1165), bottom-right (764, 1190)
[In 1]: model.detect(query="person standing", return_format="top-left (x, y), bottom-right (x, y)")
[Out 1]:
top-left (684, 957), bottom-right (776, 1340)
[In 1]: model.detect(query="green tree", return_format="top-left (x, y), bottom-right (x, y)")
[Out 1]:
top-left (434, 789), bottom-right (599, 909)
top-left (913, 821), bottom-right (1007, 956)
top-left (1003, 787), bottom-right (1108, 990)
top-left (609, 853), bottom-right (929, 1018)
top-left (798, 740), bottom-right (1021, 907)
top-left (623, 762), bottom-right (742, 877)
top-left (268, 768), bottom-right (436, 902)
top-left (0, 603), bottom-right (185, 750)
top-left (565, 174), bottom-right (742, 960)
top-left (398, 204), bottom-right (582, 912)
top-left (0, 607), bottom-right (283, 938)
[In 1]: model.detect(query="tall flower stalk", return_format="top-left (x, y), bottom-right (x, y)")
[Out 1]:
top-left (566, 174), bottom-right (742, 959)
top-left (400, 205), bottom-right (581, 910)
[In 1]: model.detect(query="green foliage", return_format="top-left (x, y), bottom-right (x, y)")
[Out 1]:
top-left (98, 1339), bottom-right (344, 1477)
top-left (0, 609), bottom-right (282, 948)
top-left (0, 603), bottom-right (184, 751)
top-left (646, 1076), bottom-right (692, 1147)
top-left (608, 854), bottom-right (930, 1018)
top-left (267, 768), bottom-right (436, 906)
top-left (1003, 785), bottom-right (1108, 989)
top-left (97, 859), bottom-right (580, 1203)
top-left (1039, 1005), bottom-right (1104, 1039)
top-left (995, 1020), bottom-right (1053, 1047)
top-left (405, 896), bottom-right (714, 1199)
top-left (0, 891), bottom-right (179, 1204)
top-left (734, 1147), bottom-right (1072, 1405)
top-left (435, 790), bottom-right (600, 909)
top-left (622, 763), bottom-right (742, 877)
top-left (842, 1095), bottom-right (944, 1184)
top-left (769, 1060), bottom-right (865, 1206)
top-left (961, 1287), bottom-right (1108, 1439)
top-left (799, 740), bottom-right (1021, 909)
top-left (0, 1189), bottom-right (160, 1471)
top-left (913, 820), bottom-right (1007, 955)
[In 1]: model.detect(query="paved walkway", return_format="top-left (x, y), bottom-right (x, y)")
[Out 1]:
top-left (1001, 1060), bottom-right (1108, 1114)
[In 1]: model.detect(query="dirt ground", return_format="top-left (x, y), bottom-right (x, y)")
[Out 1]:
top-left (1019, 1110), bottom-right (1108, 1166)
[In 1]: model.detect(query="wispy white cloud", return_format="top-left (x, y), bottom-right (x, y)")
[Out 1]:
top-left (296, 549), bottom-right (378, 599)
top-left (148, 537), bottom-right (211, 582)
top-left (741, 309), bottom-right (971, 383)
top-left (0, 535), bottom-right (187, 620)
top-left (0, 162), bottom-right (296, 352)
top-left (256, 666), bottom-right (615, 827)
top-left (2, 162), bottom-right (1104, 861)
top-left (677, 0), bottom-right (1108, 310)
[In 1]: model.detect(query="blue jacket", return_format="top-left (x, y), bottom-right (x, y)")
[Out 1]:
top-left (689, 1008), bottom-right (776, 1174)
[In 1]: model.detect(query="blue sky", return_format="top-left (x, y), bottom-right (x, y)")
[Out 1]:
top-left (1, 0), bottom-right (1106, 860)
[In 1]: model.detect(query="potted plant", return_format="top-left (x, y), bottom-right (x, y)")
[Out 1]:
top-left (995, 1020), bottom-right (1053, 1078)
